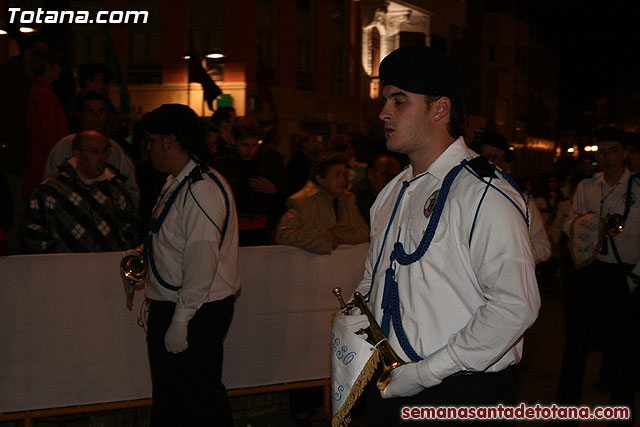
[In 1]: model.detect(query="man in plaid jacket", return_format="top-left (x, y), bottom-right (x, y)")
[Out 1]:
top-left (21, 130), bottom-right (140, 253)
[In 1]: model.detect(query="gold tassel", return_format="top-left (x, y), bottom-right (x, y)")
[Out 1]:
top-left (331, 348), bottom-right (380, 427)
top-left (330, 309), bottom-right (341, 331)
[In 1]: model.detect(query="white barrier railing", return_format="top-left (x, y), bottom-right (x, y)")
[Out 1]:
top-left (0, 243), bottom-right (368, 413)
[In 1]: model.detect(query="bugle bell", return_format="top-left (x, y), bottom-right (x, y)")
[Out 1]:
top-left (604, 213), bottom-right (624, 236)
top-left (332, 287), bottom-right (408, 391)
top-left (120, 254), bottom-right (147, 310)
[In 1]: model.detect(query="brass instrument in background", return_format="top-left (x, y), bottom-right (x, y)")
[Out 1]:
top-left (332, 287), bottom-right (408, 391)
top-left (120, 254), bottom-right (147, 310)
top-left (604, 213), bottom-right (624, 236)
top-left (569, 212), bottom-right (626, 269)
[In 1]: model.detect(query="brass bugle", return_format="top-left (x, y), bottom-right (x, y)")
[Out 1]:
top-left (121, 254), bottom-right (147, 283)
top-left (332, 288), bottom-right (407, 391)
top-left (604, 213), bottom-right (624, 236)
top-left (120, 254), bottom-right (147, 310)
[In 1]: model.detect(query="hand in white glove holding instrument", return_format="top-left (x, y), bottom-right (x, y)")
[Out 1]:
top-left (380, 358), bottom-right (442, 399)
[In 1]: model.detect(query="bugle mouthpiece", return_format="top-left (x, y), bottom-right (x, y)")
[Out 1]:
top-left (332, 287), bottom-right (347, 309)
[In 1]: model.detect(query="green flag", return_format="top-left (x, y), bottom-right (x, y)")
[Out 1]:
top-left (105, 30), bottom-right (131, 116)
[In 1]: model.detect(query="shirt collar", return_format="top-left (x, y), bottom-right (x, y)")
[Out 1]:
top-left (405, 137), bottom-right (473, 182)
top-left (166, 158), bottom-right (198, 188)
top-left (67, 157), bottom-right (116, 185)
top-left (594, 169), bottom-right (631, 188)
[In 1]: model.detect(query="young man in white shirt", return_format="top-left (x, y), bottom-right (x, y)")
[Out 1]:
top-left (352, 46), bottom-right (540, 426)
top-left (556, 126), bottom-right (639, 424)
top-left (141, 104), bottom-right (241, 426)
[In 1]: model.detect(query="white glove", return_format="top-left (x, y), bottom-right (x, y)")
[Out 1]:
top-left (347, 306), bottom-right (361, 316)
top-left (380, 359), bottom-right (442, 399)
top-left (164, 319), bottom-right (189, 353)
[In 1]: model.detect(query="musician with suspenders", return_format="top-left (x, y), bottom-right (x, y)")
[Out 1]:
top-left (141, 104), bottom-right (241, 426)
top-left (557, 126), bottom-right (640, 424)
top-left (351, 46), bottom-right (540, 425)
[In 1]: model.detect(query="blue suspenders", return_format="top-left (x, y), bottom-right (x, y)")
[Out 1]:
top-left (144, 164), bottom-right (230, 292)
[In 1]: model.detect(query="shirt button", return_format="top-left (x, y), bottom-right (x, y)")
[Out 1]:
top-left (408, 191), bottom-right (413, 195)
top-left (373, 227), bottom-right (378, 232)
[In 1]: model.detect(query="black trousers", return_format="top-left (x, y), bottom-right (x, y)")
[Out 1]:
top-left (364, 366), bottom-right (516, 426)
top-left (556, 261), bottom-right (637, 424)
top-left (147, 296), bottom-right (235, 427)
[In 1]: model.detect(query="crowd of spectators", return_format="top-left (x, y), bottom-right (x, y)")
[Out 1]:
top-left (0, 39), bottom-right (404, 256)
top-left (3, 39), bottom-right (638, 265)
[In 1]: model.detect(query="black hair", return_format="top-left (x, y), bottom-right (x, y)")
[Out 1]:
top-left (469, 128), bottom-right (513, 163)
top-left (76, 63), bottom-right (111, 88)
top-left (310, 152), bottom-right (348, 184)
top-left (174, 123), bottom-right (211, 166)
top-left (426, 89), bottom-right (467, 139)
top-left (210, 107), bottom-right (236, 127)
top-left (32, 47), bottom-right (59, 77)
top-left (142, 105), bottom-right (213, 166)
top-left (232, 122), bottom-right (261, 142)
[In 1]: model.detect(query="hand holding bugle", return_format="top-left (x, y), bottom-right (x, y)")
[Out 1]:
top-left (332, 287), bottom-right (407, 390)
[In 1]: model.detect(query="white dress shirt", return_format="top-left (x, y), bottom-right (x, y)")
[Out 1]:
top-left (145, 159), bottom-right (242, 323)
top-left (355, 138), bottom-right (540, 380)
top-left (564, 169), bottom-right (640, 291)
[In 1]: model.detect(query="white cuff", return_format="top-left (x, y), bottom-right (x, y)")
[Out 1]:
top-left (425, 345), bottom-right (459, 380)
top-left (416, 359), bottom-right (442, 388)
top-left (172, 305), bottom-right (196, 324)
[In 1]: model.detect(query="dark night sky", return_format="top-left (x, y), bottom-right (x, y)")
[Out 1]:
top-left (513, 0), bottom-right (640, 131)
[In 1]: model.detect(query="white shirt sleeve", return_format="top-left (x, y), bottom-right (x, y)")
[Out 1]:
top-left (172, 180), bottom-right (227, 323)
top-left (428, 188), bottom-right (541, 378)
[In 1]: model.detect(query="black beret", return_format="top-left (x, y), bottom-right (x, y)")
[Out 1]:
top-left (625, 131), bottom-right (640, 149)
top-left (592, 126), bottom-right (626, 144)
top-left (379, 45), bottom-right (462, 96)
top-left (142, 104), bottom-right (199, 136)
top-left (471, 128), bottom-right (513, 162)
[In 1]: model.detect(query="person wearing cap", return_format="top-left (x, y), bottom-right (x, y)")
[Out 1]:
top-left (469, 128), bottom-right (551, 265)
top-left (350, 45), bottom-right (539, 425)
top-left (139, 104), bottom-right (241, 426)
top-left (555, 126), bottom-right (639, 422)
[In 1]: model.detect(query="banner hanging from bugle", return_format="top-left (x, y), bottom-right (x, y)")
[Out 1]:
top-left (330, 311), bottom-right (379, 427)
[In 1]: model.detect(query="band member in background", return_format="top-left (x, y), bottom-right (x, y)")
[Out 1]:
top-left (469, 128), bottom-right (551, 265)
top-left (352, 45), bottom-right (540, 426)
top-left (556, 126), bottom-right (639, 424)
top-left (141, 104), bottom-right (241, 426)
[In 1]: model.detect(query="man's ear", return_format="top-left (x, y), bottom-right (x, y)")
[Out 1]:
top-left (433, 97), bottom-right (451, 121)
